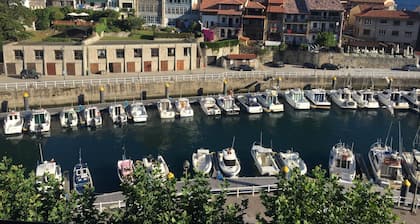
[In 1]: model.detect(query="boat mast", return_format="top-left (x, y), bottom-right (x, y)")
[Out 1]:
top-left (413, 126), bottom-right (420, 150)
top-left (79, 148), bottom-right (82, 164)
top-left (385, 122), bottom-right (393, 146)
top-left (231, 136), bottom-right (235, 149)
top-left (38, 143), bottom-right (44, 162)
top-left (122, 145), bottom-right (126, 160)
top-left (260, 131), bottom-right (263, 146)
top-left (398, 122), bottom-right (403, 154)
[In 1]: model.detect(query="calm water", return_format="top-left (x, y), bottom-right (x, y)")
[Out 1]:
top-left (0, 105), bottom-right (419, 193)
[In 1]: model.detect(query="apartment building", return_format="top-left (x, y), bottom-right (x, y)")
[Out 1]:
top-left (243, 1), bottom-right (266, 40)
top-left (46, 0), bottom-right (76, 7)
top-left (165, 0), bottom-right (196, 26)
top-left (353, 9), bottom-right (420, 47)
top-left (282, 0), bottom-right (309, 45)
top-left (22, 0), bottom-right (46, 9)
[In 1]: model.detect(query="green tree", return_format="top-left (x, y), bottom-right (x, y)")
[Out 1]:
top-left (315, 32), bottom-right (337, 48)
top-left (126, 16), bottom-right (145, 31)
top-left (0, 0), bottom-right (34, 41)
top-left (71, 187), bottom-right (103, 224)
top-left (34, 9), bottom-right (51, 30)
top-left (48, 7), bottom-right (65, 21)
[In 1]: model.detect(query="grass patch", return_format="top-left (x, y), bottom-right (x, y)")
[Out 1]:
top-left (24, 30), bottom-right (58, 42)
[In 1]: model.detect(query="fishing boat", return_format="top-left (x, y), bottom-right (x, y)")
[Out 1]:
top-left (216, 94), bottom-right (240, 116)
top-left (192, 148), bottom-right (213, 175)
top-left (328, 142), bottom-right (356, 182)
top-left (404, 88), bottom-right (420, 112)
top-left (277, 150), bottom-right (307, 175)
top-left (73, 149), bottom-right (93, 194)
top-left (351, 89), bottom-right (379, 109)
top-left (127, 102), bottom-right (148, 123)
top-left (29, 109), bottom-right (51, 133)
top-left (82, 106), bottom-right (102, 127)
top-left (109, 104), bottom-right (128, 125)
top-left (256, 89), bottom-right (284, 112)
top-left (35, 144), bottom-right (63, 187)
top-left (117, 148), bottom-right (135, 183)
top-left (59, 107), bottom-right (78, 128)
top-left (142, 155), bottom-right (170, 179)
top-left (3, 111), bottom-right (23, 135)
top-left (377, 89), bottom-right (410, 110)
top-left (283, 88), bottom-right (310, 110)
top-left (175, 98), bottom-right (194, 118)
top-left (217, 137), bottom-right (241, 177)
top-left (304, 88), bottom-right (331, 109)
top-left (401, 127), bottom-right (420, 187)
top-left (157, 99), bottom-right (176, 119)
top-left (250, 135), bottom-right (280, 176)
top-left (236, 94), bottom-right (263, 114)
top-left (329, 88), bottom-right (357, 109)
top-left (200, 97), bottom-right (221, 116)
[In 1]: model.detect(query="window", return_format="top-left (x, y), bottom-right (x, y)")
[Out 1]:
top-left (134, 48), bottom-right (142, 57)
top-left (235, 18), bottom-right (239, 24)
top-left (222, 17), bottom-right (226, 23)
top-left (55, 50), bottom-right (63, 60)
top-left (378, 29), bottom-right (386, 36)
top-left (221, 29), bottom-right (225, 37)
top-left (74, 50), bottom-right (83, 60)
top-left (391, 31), bottom-right (399, 36)
top-left (151, 48), bottom-right (159, 57)
top-left (364, 19), bottom-right (372, 25)
top-left (97, 49), bottom-right (106, 59)
top-left (407, 21), bottom-right (414, 26)
top-left (313, 23), bottom-right (318, 28)
top-left (35, 50), bottom-right (43, 60)
top-left (184, 47), bottom-right (190, 56)
top-left (380, 19), bottom-right (387, 24)
top-left (116, 49), bottom-right (124, 58)
top-left (363, 29), bottom-right (370, 35)
top-left (393, 20), bottom-right (400, 26)
top-left (168, 48), bottom-right (175, 56)
top-left (405, 32), bottom-right (412, 38)
top-left (14, 50), bottom-right (23, 60)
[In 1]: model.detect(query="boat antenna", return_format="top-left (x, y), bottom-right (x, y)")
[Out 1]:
top-left (260, 131), bottom-right (263, 146)
top-left (270, 139), bottom-right (273, 149)
top-left (413, 126), bottom-right (420, 149)
top-left (398, 122), bottom-right (403, 154)
top-left (231, 136), bottom-right (236, 149)
top-left (384, 122), bottom-right (393, 146)
top-left (79, 148), bottom-right (82, 164)
top-left (38, 143), bottom-right (44, 162)
top-left (351, 142), bottom-right (354, 151)
top-left (122, 145), bottom-right (126, 160)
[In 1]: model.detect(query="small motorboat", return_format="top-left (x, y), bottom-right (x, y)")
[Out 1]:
top-left (192, 148), bottom-right (213, 175)
top-left (142, 155), bottom-right (170, 179)
top-left (35, 144), bottom-right (64, 187)
top-left (351, 89), bottom-right (379, 109)
top-left (328, 142), bottom-right (356, 182)
top-left (256, 89), bottom-right (284, 112)
top-left (283, 89), bottom-right (310, 110)
top-left (117, 148), bottom-right (135, 183)
top-left (3, 111), bottom-right (23, 135)
top-left (401, 127), bottom-right (420, 187)
top-left (157, 99), bottom-right (176, 119)
top-left (236, 94), bottom-right (263, 114)
top-left (404, 88), bottom-right (420, 112)
top-left (200, 97), bottom-right (221, 116)
top-left (59, 107), bottom-right (78, 128)
top-left (82, 106), bottom-right (102, 127)
top-left (109, 104), bottom-right (128, 125)
top-left (304, 88), bottom-right (331, 109)
top-left (73, 149), bottom-right (93, 194)
top-left (217, 137), bottom-right (241, 177)
top-left (127, 102), bottom-right (148, 123)
top-left (29, 109), bottom-right (51, 133)
top-left (377, 89), bottom-right (410, 110)
top-left (250, 137), bottom-right (280, 176)
top-left (175, 98), bottom-right (194, 118)
top-left (329, 88), bottom-right (357, 109)
top-left (277, 150), bottom-right (307, 175)
top-left (216, 94), bottom-right (240, 116)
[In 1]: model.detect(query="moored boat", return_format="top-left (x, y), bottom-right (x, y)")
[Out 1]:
top-left (35, 144), bottom-right (64, 187)
top-left (404, 88), bottom-right (420, 112)
top-left (351, 89), bottom-right (379, 109)
top-left (175, 98), bottom-right (194, 118)
top-left (250, 137), bottom-right (280, 176)
top-left (236, 94), bottom-right (263, 114)
top-left (29, 109), bottom-right (51, 133)
top-left (109, 104), bottom-right (128, 125)
top-left (216, 94), bottom-right (240, 116)
top-left (328, 142), bottom-right (356, 182)
top-left (117, 148), bottom-right (135, 183)
top-left (73, 149), bottom-right (93, 194)
top-left (277, 150), bottom-right (307, 175)
top-left (200, 97), bottom-right (221, 116)
top-left (217, 137), bottom-right (241, 177)
top-left (256, 89), bottom-right (284, 112)
top-left (192, 148), bottom-right (213, 175)
top-left (3, 111), bottom-right (23, 135)
top-left (283, 88), bottom-right (310, 110)
top-left (377, 89), bottom-right (410, 110)
top-left (157, 99), bottom-right (176, 119)
top-left (304, 88), bottom-right (331, 109)
top-left (329, 88), bottom-right (357, 109)
top-left (401, 127), bottom-right (420, 187)
top-left (142, 155), bottom-right (170, 179)
top-left (127, 102), bottom-right (148, 123)
top-left (60, 107), bottom-right (78, 128)
top-left (82, 106), bottom-right (102, 127)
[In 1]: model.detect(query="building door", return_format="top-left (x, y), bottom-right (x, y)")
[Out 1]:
top-left (161, 60), bottom-right (168, 71)
top-left (144, 61), bottom-right (152, 72)
top-left (46, 63), bottom-right (56, 75)
top-left (109, 62), bottom-right (121, 73)
top-left (66, 63), bottom-right (76, 76)
top-left (26, 63), bottom-right (36, 71)
top-left (127, 62), bottom-right (135, 73)
top-left (176, 60), bottom-right (184, 71)
top-left (6, 63), bottom-right (16, 75)
top-left (90, 63), bottom-right (99, 74)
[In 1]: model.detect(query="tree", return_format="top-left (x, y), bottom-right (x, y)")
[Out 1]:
top-left (34, 9), bottom-right (51, 30)
top-left (48, 7), bottom-right (65, 21)
top-left (71, 187), bottom-right (104, 224)
top-left (315, 32), bottom-right (337, 48)
top-left (0, 0), bottom-right (34, 41)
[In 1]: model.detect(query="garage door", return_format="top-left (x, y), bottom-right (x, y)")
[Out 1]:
top-left (109, 63), bottom-right (121, 73)
top-left (161, 60), bottom-right (168, 71)
top-left (176, 60), bottom-right (184, 71)
top-left (6, 63), bottom-right (16, 75)
top-left (90, 63), bottom-right (99, 74)
top-left (66, 63), bottom-right (76, 76)
top-left (46, 63), bottom-right (56, 75)
top-left (127, 62), bottom-right (135, 73)
top-left (26, 63), bottom-right (36, 71)
top-left (144, 61), bottom-right (152, 72)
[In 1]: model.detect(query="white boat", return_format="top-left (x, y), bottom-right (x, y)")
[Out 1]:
top-left (35, 144), bottom-right (63, 187)
top-left (109, 104), bottom-right (128, 125)
top-left (377, 89), bottom-right (410, 110)
top-left (236, 94), bottom-right (263, 114)
top-left (216, 94), bottom-right (240, 116)
top-left (192, 148), bottom-right (213, 175)
top-left (127, 102), bottom-right (148, 123)
top-left (351, 89), bottom-right (379, 109)
top-left (328, 142), bottom-right (356, 182)
top-left (157, 99), bottom-right (176, 119)
top-left (217, 137), bottom-right (241, 177)
top-left (283, 89), bottom-right (310, 110)
top-left (142, 155), bottom-right (170, 179)
top-left (368, 140), bottom-right (403, 189)
top-left (200, 97), bottom-right (221, 116)
top-left (73, 149), bottom-right (93, 194)
top-left (117, 149), bottom-right (135, 183)
top-left (404, 88), bottom-right (420, 111)
top-left (250, 140), bottom-right (280, 176)
top-left (277, 150), bottom-right (307, 175)
top-left (59, 107), bottom-right (78, 128)
top-left (401, 127), bottom-right (420, 187)
top-left (329, 88), bottom-right (357, 109)
top-left (83, 106), bottom-right (102, 127)
top-left (175, 98), bottom-right (194, 118)
top-left (304, 88), bottom-right (331, 109)
top-left (256, 89), bottom-right (284, 112)
top-left (3, 111), bottom-right (23, 135)
top-left (29, 109), bottom-right (51, 133)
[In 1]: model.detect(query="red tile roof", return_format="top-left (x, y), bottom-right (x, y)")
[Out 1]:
top-left (283, 0), bottom-right (308, 14)
top-left (200, 0), bottom-right (245, 12)
top-left (356, 3), bottom-right (385, 12)
top-left (356, 9), bottom-right (420, 20)
top-left (350, 0), bottom-right (386, 3)
top-left (269, 0), bottom-right (284, 3)
top-left (267, 0), bottom-right (285, 13)
top-left (227, 54), bottom-right (257, 60)
top-left (305, 0), bottom-right (344, 11)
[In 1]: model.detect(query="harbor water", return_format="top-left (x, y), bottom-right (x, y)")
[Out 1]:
top-left (0, 104), bottom-right (418, 193)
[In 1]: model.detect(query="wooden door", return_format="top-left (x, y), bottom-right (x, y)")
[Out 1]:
top-left (176, 60), bottom-right (184, 71)
top-left (90, 63), bottom-right (99, 74)
top-left (6, 63), bottom-right (16, 75)
top-left (112, 62), bottom-right (121, 73)
top-left (46, 63), bottom-right (56, 75)
top-left (160, 60), bottom-right (168, 71)
top-left (144, 61), bottom-right (152, 72)
top-left (127, 62), bottom-right (135, 73)
top-left (66, 63), bottom-right (76, 76)
top-left (26, 63), bottom-right (36, 71)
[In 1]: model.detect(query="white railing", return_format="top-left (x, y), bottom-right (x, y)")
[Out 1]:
top-left (1, 70), bottom-right (419, 91)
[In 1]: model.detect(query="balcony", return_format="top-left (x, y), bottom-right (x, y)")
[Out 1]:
top-left (309, 15), bottom-right (341, 22)
top-left (283, 28), bottom-right (307, 35)
top-left (211, 22), bottom-right (241, 28)
top-left (309, 28), bottom-right (339, 33)
top-left (284, 18), bottom-right (307, 23)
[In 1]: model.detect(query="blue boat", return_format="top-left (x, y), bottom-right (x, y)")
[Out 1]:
top-left (73, 149), bottom-right (94, 194)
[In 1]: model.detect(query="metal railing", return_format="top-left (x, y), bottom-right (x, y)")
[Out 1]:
top-left (0, 70), bottom-right (419, 91)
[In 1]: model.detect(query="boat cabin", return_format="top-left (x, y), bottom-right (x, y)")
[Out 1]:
top-left (390, 92), bottom-right (402, 101)
top-left (362, 92), bottom-right (374, 101)
top-left (314, 93), bottom-right (326, 102)
top-left (87, 107), bottom-right (98, 118)
top-left (223, 148), bottom-right (237, 167)
top-left (34, 113), bottom-right (47, 125)
top-left (378, 152), bottom-right (402, 180)
top-left (6, 113), bottom-right (20, 123)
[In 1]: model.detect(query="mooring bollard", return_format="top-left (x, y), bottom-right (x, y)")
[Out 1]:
top-left (387, 77), bottom-right (393, 89)
top-left (165, 83), bottom-right (170, 98)
top-left (332, 76), bottom-right (337, 90)
top-left (282, 166), bottom-right (289, 180)
top-left (23, 92), bottom-right (29, 111)
top-left (223, 79), bottom-right (227, 95)
top-left (401, 179), bottom-right (411, 206)
top-left (277, 77), bottom-right (282, 89)
top-left (99, 86), bottom-right (105, 103)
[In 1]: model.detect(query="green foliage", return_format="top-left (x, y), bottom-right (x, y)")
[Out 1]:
top-left (279, 43), bottom-right (288, 51)
top-left (0, 0), bottom-right (34, 41)
top-left (71, 187), bottom-right (103, 224)
top-left (48, 7), bottom-right (65, 21)
top-left (43, 37), bottom-right (74, 42)
top-left (200, 39), bottom-right (239, 51)
top-left (34, 9), bottom-right (51, 30)
top-left (94, 19), bottom-right (108, 34)
top-left (154, 32), bottom-right (194, 39)
top-left (316, 32), bottom-right (337, 48)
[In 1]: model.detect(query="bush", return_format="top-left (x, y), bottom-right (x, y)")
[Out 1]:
top-left (200, 39), bottom-right (239, 50)
top-left (153, 32), bottom-right (193, 39)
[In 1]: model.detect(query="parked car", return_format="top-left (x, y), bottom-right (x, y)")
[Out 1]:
top-left (20, 69), bottom-right (40, 79)
top-left (320, 63), bottom-right (339, 70)
top-left (230, 64), bottom-right (255, 71)
top-left (271, 61), bottom-right (284, 68)
top-left (303, 62), bottom-right (317, 69)
top-left (401, 64), bottom-right (420, 71)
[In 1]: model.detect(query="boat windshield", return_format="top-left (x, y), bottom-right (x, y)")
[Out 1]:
top-left (89, 108), bottom-right (96, 118)
top-left (342, 93), bottom-right (350, 100)
top-left (363, 93), bottom-right (372, 101)
top-left (34, 114), bottom-right (46, 124)
top-left (391, 93), bottom-right (400, 101)
top-left (9, 115), bottom-right (18, 120)
top-left (224, 159), bottom-right (236, 167)
top-left (335, 159), bottom-right (350, 169)
top-left (115, 107), bottom-right (121, 116)
top-left (380, 166), bottom-right (400, 180)
top-left (314, 93), bottom-right (325, 102)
